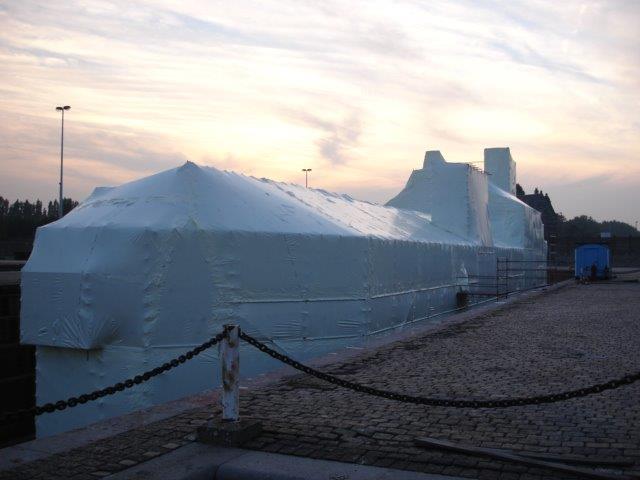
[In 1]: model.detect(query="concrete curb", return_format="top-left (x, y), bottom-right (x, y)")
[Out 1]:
top-left (105, 443), bottom-right (467, 480)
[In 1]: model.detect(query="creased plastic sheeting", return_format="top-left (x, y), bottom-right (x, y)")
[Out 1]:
top-left (23, 152), bottom-right (546, 437)
top-left (483, 147), bottom-right (545, 252)
top-left (22, 162), bottom-right (474, 350)
top-left (487, 183), bottom-right (545, 250)
top-left (35, 249), bottom-right (523, 436)
top-left (35, 344), bottom-right (224, 436)
top-left (386, 151), bottom-right (492, 246)
top-left (467, 166), bottom-right (493, 247)
top-left (484, 147), bottom-right (517, 195)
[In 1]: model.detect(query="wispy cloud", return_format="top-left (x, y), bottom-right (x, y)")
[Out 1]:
top-left (0, 0), bottom-right (638, 222)
top-left (317, 114), bottom-right (363, 165)
top-left (280, 109), bottom-right (363, 165)
top-left (486, 40), bottom-right (606, 84)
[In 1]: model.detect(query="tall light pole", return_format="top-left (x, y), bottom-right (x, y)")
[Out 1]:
top-left (302, 168), bottom-right (312, 188)
top-left (56, 105), bottom-right (71, 219)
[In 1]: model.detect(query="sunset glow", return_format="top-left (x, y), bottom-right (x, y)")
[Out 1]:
top-left (1, 0), bottom-right (638, 223)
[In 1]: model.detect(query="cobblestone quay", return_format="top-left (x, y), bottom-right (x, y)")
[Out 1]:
top-left (2, 277), bottom-right (640, 479)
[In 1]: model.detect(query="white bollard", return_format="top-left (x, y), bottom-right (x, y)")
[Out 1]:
top-left (220, 324), bottom-right (240, 422)
top-left (197, 324), bottom-right (261, 445)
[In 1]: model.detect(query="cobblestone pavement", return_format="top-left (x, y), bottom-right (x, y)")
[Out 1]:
top-left (2, 278), bottom-right (640, 480)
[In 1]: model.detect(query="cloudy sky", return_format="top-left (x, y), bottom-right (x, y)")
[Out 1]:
top-left (1, 0), bottom-right (638, 224)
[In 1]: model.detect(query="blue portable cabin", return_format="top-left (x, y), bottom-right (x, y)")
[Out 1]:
top-left (574, 244), bottom-right (610, 280)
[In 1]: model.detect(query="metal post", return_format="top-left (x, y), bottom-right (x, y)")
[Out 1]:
top-left (197, 323), bottom-right (261, 445)
top-left (302, 168), bottom-right (312, 188)
top-left (496, 258), bottom-right (499, 302)
top-left (505, 257), bottom-right (509, 298)
top-left (56, 105), bottom-right (70, 219)
top-left (59, 109), bottom-right (65, 219)
top-left (220, 324), bottom-right (239, 422)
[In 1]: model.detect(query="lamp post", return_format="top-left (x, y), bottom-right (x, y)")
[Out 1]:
top-left (302, 168), bottom-right (312, 188)
top-left (55, 105), bottom-right (71, 219)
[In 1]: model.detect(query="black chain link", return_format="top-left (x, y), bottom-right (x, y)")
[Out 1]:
top-left (6, 326), bottom-right (640, 424)
top-left (1, 331), bottom-right (227, 424)
top-left (239, 330), bottom-right (640, 408)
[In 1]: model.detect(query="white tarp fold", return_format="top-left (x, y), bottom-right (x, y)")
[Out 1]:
top-left (22, 149), bottom-right (546, 436)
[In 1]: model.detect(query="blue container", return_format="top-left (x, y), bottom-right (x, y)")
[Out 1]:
top-left (574, 244), bottom-right (610, 279)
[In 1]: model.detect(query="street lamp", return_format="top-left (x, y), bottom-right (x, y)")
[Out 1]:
top-left (55, 105), bottom-right (71, 219)
top-left (302, 168), bottom-right (312, 188)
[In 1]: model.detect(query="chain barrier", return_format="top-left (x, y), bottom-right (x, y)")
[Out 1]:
top-left (4, 326), bottom-right (640, 425)
top-left (0, 331), bottom-right (227, 424)
top-left (239, 330), bottom-right (640, 408)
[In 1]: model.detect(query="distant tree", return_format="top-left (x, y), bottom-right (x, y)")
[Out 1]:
top-left (534, 187), bottom-right (539, 195)
top-left (560, 215), bottom-right (600, 238)
top-left (0, 196), bottom-right (78, 241)
top-left (63, 198), bottom-right (78, 216)
top-left (601, 220), bottom-right (640, 237)
top-left (557, 215), bottom-right (639, 238)
top-left (515, 183), bottom-right (525, 197)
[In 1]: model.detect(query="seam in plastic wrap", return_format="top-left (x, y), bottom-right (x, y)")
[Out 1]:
top-left (23, 157), bottom-right (547, 437)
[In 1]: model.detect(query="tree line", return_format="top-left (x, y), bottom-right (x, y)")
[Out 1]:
top-left (559, 215), bottom-right (639, 238)
top-left (516, 183), bottom-right (639, 238)
top-left (0, 196), bottom-right (79, 240)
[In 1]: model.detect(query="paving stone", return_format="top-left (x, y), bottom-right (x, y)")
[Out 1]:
top-left (161, 442), bottom-right (180, 450)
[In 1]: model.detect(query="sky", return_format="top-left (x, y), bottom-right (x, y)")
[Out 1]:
top-left (0, 0), bottom-right (638, 224)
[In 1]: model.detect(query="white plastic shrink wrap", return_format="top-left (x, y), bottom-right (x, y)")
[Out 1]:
top-left (21, 148), bottom-right (545, 436)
